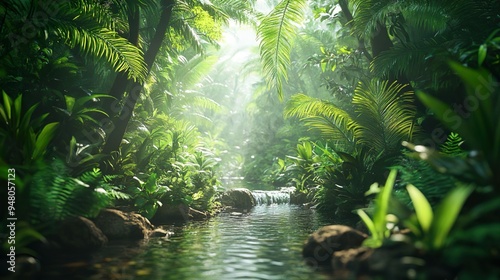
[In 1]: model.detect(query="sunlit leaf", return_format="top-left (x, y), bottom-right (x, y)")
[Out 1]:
top-left (257, 0), bottom-right (307, 99)
top-left (406, 184), bottom-right (433, 233)
top-left (358, 209), bottom-right (378, 240)
top-left (428, 185), bottom-right (473, 249)
top-left (478, 44), bottom-right (487, 66)
top-left (32, 122), bottom-right (59, 161)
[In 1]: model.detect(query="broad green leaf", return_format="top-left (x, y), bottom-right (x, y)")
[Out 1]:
top-left (478, 44), bottom-right (487, 66)
top-left (68, 136), bottom-right (77, 162)
top-left (373, 169), bottom-right (396, 236)
top-left (429, 185), bottom-right (473, 250)
top-left (406, 184), bottom-right (433, 233)
top-left (18, 104), bottom-right (39, 140)
top-left (65, 95), bottom-right (76, 112)
top-left (32, 122), bottom-right (59, 161)
top-left (358, 209), bottom-right (378, 240)
top-left (320, 61), bottom-right (326, 72)
top-left (74, 94), bottom-right (115, 109)
top-left (13, 94), bottom-right (22, 127)
top-left (2, 91), bottom-right (12, 121)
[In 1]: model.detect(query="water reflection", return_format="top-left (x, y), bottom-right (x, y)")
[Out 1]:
top-left (143, 204), bottom-right (329, 280)
top-left (41, 204), bottom-right (332, 280)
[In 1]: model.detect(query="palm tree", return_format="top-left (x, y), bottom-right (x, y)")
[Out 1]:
top-left (102, 0), bottom-right (256, 154)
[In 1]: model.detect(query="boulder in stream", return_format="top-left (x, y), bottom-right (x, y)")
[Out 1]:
top-left (152, 203), bottom-right (208, 224)
top-left (94, 209), bottom-right (154, 240)
top-left (219, 188), bottom-right (256, 210)
top-left (302, 225), bottom-right (367, 266)
top-left (57, 216), bottom-right (108, 251)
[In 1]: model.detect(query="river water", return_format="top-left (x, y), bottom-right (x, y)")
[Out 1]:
top-left (41, 191), bottom-right (332, 280)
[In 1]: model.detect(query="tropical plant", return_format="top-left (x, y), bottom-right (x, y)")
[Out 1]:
top-left (53, 93), bottom-right (114, 144)
top-left (394, 133), bottom-right (464, 206)
top-left (284, 79), bottom-right (417, 214)
top-left (413, 62), bottom-right (500, 189)
top-left (30, 159), bottom-right (129, 225)
top-left (284, 141), bottom-right (319, 192)
top-left (315, 148), bottom-right (393, 215)
top-left (0, 91), bottom-right (59, 165)
top-left (403, 184), bottom-right (473, 251)
top-left (257, 0), bottom-right (308, 99)
top-left (285, 79), bottom-right (417, 155)
top-left (130, 173), bottom-right (169, 219)
top-left (0, 0), bottom-right (148, 83)
top-left (357, 169), bottom-right (398, 248)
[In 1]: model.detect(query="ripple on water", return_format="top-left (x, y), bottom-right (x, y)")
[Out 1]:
top-left (41, 204), bottom-right (332, 280)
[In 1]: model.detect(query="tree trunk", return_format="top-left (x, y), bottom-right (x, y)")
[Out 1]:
top-left (103, 4), bottom-right (141, 117)
top-left (338, 0), bottom-right (372, 62)
top-left (102, 0), bottom-right (175, 154)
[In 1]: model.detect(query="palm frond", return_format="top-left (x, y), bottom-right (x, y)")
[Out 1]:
top-left (48, 3), bottom-right (148, 82)
top-left (370, 38), bottom-right (451, 81)
top-left (350, 0), bottom-right (398, 38)
top-left (173, 54), bottom-right (218, 92)
top-left (400, 2), bottom-right (451, 36)
top-left (171, 16), bottom-right (205, 52)
top-left (211, 0), bottom-right (257, 24)
top-left (285, 93), bottom-right (356, 146)
top-left (186, 96), bottom-right (222, 113)
top-left (353, 79), bottom-right (417, 154)
top-left (257, 0), bottom-right (307, 99)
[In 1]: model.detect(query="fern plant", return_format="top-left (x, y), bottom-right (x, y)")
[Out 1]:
top-left (30, 159), bottom-right (129, 225)
top-left (440, 132), bottom-right (465, 157)
top-left (395, 133), bottom-right (465, 206)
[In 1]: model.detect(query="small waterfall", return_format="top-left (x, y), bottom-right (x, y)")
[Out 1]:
top-left (252, 190), bottom-right (291, 205)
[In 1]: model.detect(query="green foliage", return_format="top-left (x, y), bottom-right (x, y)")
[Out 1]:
top-left (257, 0), bottom-right (307, 99)
top-left (394, 156), bottom-right (456, 206)
top-left (402, 184), bottom-right (473, 251)
top-left (30, 159), bottom-right (128, 225)
top-left (53, 93), bottom-right (114, 146)
top-left (357, 169), bottom-right (397, 248)
top-left (0, 0), bottom-right (148, 83)
top-left (285, 79), bottom-right (417, 155)
top-left (395, 133), bottom-right (463, 206)
top-left (0, 91), bottom-right (59, 165)
top-left (284, 79), bottom-right (417, 214)
top-left (415, 63), bottom-right (500, 187)
top-left (284, 94), bottom-right (356, 150)
top-left (314, 148), bottom-right (392, 215)
top-left (284, 140), bottom-right (320, 192)
top-left (352, 80), bottom-right (417, 154)
top-left (131, 173), bottom-right (169, 219)
top-left (440, 132), bottom-right (465, 157)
